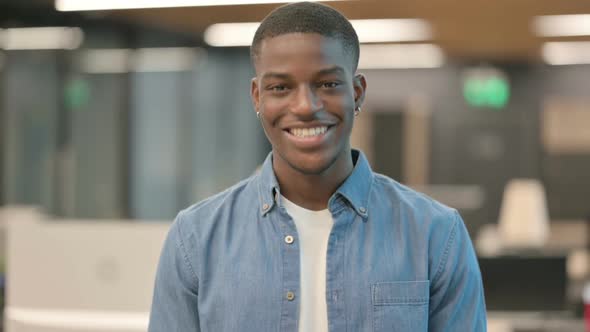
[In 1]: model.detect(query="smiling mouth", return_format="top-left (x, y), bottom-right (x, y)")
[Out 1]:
top-left (287, 126), bottom-right (332, 138)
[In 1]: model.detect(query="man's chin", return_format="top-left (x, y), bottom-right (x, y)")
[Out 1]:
top-left (284, 153), bottom-right (339, 176)
top-left (273, 145), bottom-right (350, 177)
top-left (290, 163), bottom-right (331, 176)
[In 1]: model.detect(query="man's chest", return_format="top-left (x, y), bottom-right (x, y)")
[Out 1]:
top-left (195, 214), bottom-right (431, 332)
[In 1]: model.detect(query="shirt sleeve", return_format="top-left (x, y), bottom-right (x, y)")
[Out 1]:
top-left (148, 210), bottom-right (201, 331)
top-left (428, 210), bottom-right (487, 331)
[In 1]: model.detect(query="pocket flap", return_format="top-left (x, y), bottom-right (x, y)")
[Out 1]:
top-left (372, 280), bottom-right (430, 305)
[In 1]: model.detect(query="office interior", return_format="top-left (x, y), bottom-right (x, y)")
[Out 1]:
top-left (1, 0), bottom-right (590, 331)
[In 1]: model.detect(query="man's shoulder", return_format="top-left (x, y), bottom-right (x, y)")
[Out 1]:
top-left (374, 173), bottom-right (455, 214)
top-left (372, 172), bottom-right (456, 217)
top-left (371, 173), bottom-right (463, 257)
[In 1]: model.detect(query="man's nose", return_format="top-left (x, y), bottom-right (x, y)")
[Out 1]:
top-left (291, 84), bottom-right (322, 116)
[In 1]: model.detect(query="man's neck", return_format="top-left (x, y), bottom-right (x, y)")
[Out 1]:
top-left (273, 151), bottom-right (354, 211)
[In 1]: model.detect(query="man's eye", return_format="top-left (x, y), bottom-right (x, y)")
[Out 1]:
top-left (270, 85), bottom-right (287, 92)
top-left (320, 82), bottom-right (340, 89)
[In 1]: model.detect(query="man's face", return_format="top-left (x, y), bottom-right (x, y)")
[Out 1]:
top-left (251, 33), bottom-right (366, 176)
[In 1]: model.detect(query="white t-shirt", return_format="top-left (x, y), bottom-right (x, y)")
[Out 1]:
top-left (281, 195), bottom-right (334, 332)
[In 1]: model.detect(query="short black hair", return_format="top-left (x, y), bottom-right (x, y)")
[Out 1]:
top-left (250, 2), bottom-right (360, 71)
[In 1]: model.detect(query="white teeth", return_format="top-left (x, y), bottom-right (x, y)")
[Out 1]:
top-left (290, 126), bottom-right (328, 138)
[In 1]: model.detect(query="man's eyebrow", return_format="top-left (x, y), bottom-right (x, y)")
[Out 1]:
top-left (316, 66), bottom-right (346, 77)
top-left (261, 72), bottom-right (292, 81)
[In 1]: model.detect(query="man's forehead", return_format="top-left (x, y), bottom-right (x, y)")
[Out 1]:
top-left (253, 33), bottom-right (355, 74)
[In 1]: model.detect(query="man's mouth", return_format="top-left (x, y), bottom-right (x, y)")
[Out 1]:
top-left (287, 126), bottom-right (329, 138)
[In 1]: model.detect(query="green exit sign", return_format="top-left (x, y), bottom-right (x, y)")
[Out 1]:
top-left (462, 68), bottom-right (510, 109)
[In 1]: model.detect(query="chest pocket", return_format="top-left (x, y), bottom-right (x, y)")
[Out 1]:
top-left (372, 281), bottom-right (430, 332)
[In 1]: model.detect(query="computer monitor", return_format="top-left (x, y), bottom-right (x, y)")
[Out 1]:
top-left (4, 216), bottom-right (170, 332)
top-left (479, 255), bottom-right (567, 312)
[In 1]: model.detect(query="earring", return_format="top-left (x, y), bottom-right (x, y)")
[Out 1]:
top-left (256, 111), bottom-right (260, 118)
top-left (354, 106), bottom-right (361, 117)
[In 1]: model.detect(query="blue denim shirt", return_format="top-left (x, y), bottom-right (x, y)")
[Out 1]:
top-left (149, 150), bottom-right (487, 332)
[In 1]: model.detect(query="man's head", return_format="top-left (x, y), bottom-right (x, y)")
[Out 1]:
top-left (250, 1), bottom-right (360, 72)
top-left (250, 2), bottom-right (366, 178)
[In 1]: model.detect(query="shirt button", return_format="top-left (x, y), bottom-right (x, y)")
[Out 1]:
top-left (286, 291), bottom-right (295, 301)
top-left (262, 203), bottom-right (270, 211)
top-left (359, 207), bottom-right (367, 214)
top-left (284, 235), bottom-right (294, 244)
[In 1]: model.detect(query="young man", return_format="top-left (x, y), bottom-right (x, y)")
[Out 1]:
top-left (149, 2), bottom-right (487, 331)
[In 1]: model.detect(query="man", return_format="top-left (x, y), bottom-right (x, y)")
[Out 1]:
top-left (149, 2), bottom-right (487, 331)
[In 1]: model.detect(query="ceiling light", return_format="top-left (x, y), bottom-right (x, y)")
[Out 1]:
top-left (204, 23), bottom-right (259, 47)
top-left (56, 0), bottom-right (341, 11)
top-left (542, 41), bottom-right (590, 65)
top-left (1, 27), bottom-right (83, 50)
top-left (134, 47), bottom-right (202, 72)
top-left (79, 49), bottom-right (133, 74)
top-left (79, 47), bottom-right (204, 73)
top-left (204, 19), bottom-right (432, 47)
top-left (533, 14), bottom-right (590, 37)
top-left (352, 19), bottom-right (432, 43)
top-left (358, 44), bottom-right (444, 69)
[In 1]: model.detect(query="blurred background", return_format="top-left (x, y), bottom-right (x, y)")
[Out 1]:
top-left (0, 0), bottom-right (590, 331)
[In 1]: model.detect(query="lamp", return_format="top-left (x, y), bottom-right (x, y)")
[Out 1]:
top-left (498, 179), bottom-right (550, 249)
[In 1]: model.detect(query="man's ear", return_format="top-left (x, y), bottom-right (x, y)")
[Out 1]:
top-left (353, 73), bottom-right (367, 108)
top-left (251, 77), bottom-right (260, 113)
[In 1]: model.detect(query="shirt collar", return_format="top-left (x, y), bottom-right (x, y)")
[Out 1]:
top-left (332, 149), bottom-right (374, 219)
top-left (257, 152), bottom-right (281, 216)
top-left (256, 149), bottom-right (374, 219)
